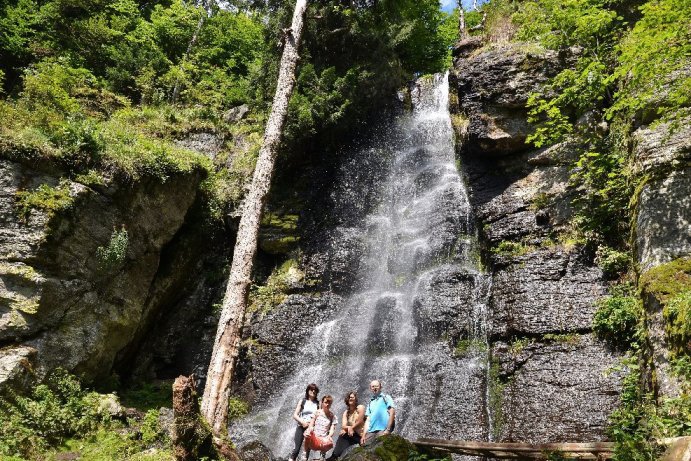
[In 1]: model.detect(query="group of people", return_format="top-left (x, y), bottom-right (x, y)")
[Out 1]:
top-left (288, 380), bottom-right (396, 461)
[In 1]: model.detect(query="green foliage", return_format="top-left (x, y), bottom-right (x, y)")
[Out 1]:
top-left (249, 259), bottom-right (302, 315)
top-left (608, 355), bottom-right (691, 461)
top-left (140, 409), bottom-right (168, 446)
top-left (569, 125), bottom-right (632, 246)
top-left (119, 381), bottom-right (173, 413)
top-left (609, 0), bottom-right (691, 122)
top-left (454, 338), bottom-right (489, 357)
top-left (0, 369), bottom-right (106, 459)
top-left (593, 284), bottom-right (641, 348)
top-left (408, 451), bottom-right (451, 461)
top-left (642, 258), bottom-right (691, 357)
top-left (595, 245), bottom-right (631, 279)
top-left (0, 371), bottom-right (178, 460)
top-left (15, 180), bottom-right (73, 221)
top-left (526, 58), bottom-right (612, 147)
top-left (639, 257), bottom-right (691, 303)
top-left (227, 396), bottom-right (249, 423)
top-left (491, 240), bottom-right (533, 257)
top-left (488, 360), bottom-right (506, 439)
top-left (514, 0), bottom-right (621, 50)
top-left (664, 291), bottom-right (691, 356)
top-left (96, 227), bottom-right (129, 272)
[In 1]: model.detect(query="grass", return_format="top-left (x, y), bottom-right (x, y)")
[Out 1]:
top-left (15, 181), bottom-right (74, 222)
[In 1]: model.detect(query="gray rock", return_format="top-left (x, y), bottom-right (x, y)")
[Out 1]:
top-left (175, 132), bottom-right (224, 160)
top-left (238, 440), bottom-right (275, 461)
top-left (490, 248), bottom-right (606, 338)
top-left (158, 407), bottom-right (175, 440)
top-left (491, 335), bottom-right (624, 443)
top-left (0, 345), bottom-right (36, 393)
top-left (0, 157), bottom-right (204, 386)
top-left (452, 43), bottom-right (574, 157)
top-left (636, 168), bottom-right (691, 272)
top-left (225, 104), bottom-right (250, 124)
top-left (412, 265), bottom-right (480, 341)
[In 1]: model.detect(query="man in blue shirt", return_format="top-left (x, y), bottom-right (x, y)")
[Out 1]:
top-left (361, 380), bottom-right (396, 445)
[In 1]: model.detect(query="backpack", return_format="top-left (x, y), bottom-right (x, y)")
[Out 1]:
top-left (366, 394), bottom-right (396, 432)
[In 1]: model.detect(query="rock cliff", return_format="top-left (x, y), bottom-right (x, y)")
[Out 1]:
top-left (451, 42), bottom-right (624, 442)
top-left (0, 154), bottom-right (218, 390)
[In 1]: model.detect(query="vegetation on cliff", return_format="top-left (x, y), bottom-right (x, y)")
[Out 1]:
top-left (473, 0), bottom-right (689, 458)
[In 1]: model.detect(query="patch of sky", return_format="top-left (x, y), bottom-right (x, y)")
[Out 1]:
top-left (440, 0), bottom-right (488, 13)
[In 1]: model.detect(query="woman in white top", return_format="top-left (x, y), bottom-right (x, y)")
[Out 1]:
top-left (304, 395), bottom-right (336, 459)
top-left (290, 383), bottom-right (320, 461)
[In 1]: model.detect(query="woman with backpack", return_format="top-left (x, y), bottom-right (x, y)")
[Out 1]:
top-left (327, 391), bottom-right (365, 460)
top-left (303, 395), bottom-right (337, 460)
top-left (289, 383), bottom-right (320, 461)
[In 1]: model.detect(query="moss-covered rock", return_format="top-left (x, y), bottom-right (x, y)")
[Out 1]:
top-left (640, 257), bottom-right (691, 397)
top-left (341, 435), bottom-right (415, 461)
top-left (0, 155), bottom-right (207, 390)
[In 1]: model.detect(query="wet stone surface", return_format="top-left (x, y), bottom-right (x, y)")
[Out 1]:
top-left (492, 335), bottom-right (624, 443)
top-left (490, 248), bottom-right (606, 338)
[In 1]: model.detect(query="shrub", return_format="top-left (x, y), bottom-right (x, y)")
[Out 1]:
top-left (0, 369), bottom-right (106, 458)
top-left (96, 227), bottom-right (129, 272)
top-left (593, 285), bottom-right (640, 348)
top-left (227, 397), bottom-right (249, 423)
top-left (595, 245), bottom-right (631, 279)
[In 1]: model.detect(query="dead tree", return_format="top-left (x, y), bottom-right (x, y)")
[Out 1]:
top-left (200, 0), bottom-right (309, 437)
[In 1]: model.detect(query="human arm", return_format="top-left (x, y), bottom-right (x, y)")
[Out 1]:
top-left (352, 404), bottom-right (366, 436)
top-left (304, 410), bottom-right (319, 436)
top-left (360, 416), bottom-right (369, 445)
top-left (292, 401), bottom-right (304, 425)
top-left (328, 415), bottom-right (336, 438)
top-left (340, 410), bottom-right (348, 435)
top-left (383, 407), bottom-right (395, 434)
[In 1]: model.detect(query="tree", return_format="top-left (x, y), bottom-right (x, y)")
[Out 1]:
top-left (200, 0), bottom-right (309, 437)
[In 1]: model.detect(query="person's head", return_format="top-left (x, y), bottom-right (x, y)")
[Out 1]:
top-left (305, 383), bottom-right (319, 401)
top-left (369, 380), bottom-right (382, 395)
top-left (344, 391), bottom-right (358, 407)
top-left (321, 395), bottom-right (334, 410)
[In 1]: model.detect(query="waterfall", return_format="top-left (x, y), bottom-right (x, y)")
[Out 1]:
top-left (232, 73), bottom-right (490, 456)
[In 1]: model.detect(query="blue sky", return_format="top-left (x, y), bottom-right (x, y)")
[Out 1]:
top-left (440, 0), bottom-right (487, 13)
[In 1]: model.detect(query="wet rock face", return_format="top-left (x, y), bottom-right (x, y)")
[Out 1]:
top-left (452, 43), bottom-right (623, 443)
top-left (492, 335), bottom-right (624, 443)
top-left (249, 293), bottom-right (343, 402)
top-left (0, 157), bottom-right (204, 388)
top-left (412, 265), bottom-right (479, 341)
top-left (452, 44), bottom-right (573, 157)
top-left (490, 249), bottom-right (605, 338)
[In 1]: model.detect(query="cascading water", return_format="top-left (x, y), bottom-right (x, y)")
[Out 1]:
top-left (232, 73), bottom-right (490, 457)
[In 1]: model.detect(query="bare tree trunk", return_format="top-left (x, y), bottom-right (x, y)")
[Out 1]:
top-left (200, 0), bottom-right (309, 436)
top-left (458, 4), bottom-right (469, 40)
